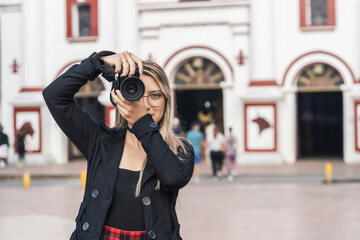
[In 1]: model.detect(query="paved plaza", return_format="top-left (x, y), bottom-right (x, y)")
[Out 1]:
top-left (1, 161), bottom-right (360, 240)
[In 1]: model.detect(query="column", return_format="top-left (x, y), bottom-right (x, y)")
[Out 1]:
top-left (249, 0), bottom-right (275, 84)
top-left (21, 0), bottom-right (44, 89)
top-left (115, 0), bottom-right (138, 54)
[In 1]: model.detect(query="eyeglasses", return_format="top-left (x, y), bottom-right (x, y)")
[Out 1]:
top-left (143, 91), bottom-right (166, 107)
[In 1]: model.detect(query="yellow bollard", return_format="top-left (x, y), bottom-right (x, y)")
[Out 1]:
top-left (325, 162), bottom-right (333, 184)
top-left (80, 170), bottom-right (87, 188)
top-left (23, 172), bottom-right (31, 189)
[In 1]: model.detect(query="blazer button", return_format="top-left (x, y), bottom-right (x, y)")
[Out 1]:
top-left (147, 230), bottom-right (156, 239)
top-left (149, 121), bottom-right (158, 128)
top-left (82, 222), bottom-right (89, 231)
top-left (91, 189), bottom-right (99, 199)
top-left (142, 197), bottom-right (151, 206)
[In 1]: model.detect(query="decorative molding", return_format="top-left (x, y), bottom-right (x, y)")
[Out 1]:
top-left (139, 2), bottom-right (249, 12)
top-left (163, 45), bottom-right (234, 77)
top-left (244, 103), bottom-right (277, 152)
top-left (282, 51), bottom-right (356, 86)
top-left (67, 36), bottom-right (98, 43)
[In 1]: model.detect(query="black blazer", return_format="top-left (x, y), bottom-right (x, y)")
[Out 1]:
top-left (42, 53), bottom-right (194, 240)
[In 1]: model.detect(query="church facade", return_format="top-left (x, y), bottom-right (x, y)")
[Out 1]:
top-left (1, 0), bottom-right (359, 165)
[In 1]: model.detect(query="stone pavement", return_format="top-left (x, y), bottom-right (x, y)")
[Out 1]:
top-left (1, 159), bottom-right (360, 240)
top-left (1, 158), bottom-right (360, 182)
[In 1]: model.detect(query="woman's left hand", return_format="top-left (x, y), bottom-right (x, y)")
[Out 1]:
top-left (111, 89), bottom-right (148, 128)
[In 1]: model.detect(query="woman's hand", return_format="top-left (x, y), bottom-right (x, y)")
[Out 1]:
top-left (103, 51), bottom-right (146, 127)
top-left (101, 51), bottom-right (143, 77)
top-left (111, 90), bottom-right (148, 128)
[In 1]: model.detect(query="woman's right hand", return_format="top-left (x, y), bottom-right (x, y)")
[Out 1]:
top-left (101, 51), bottom-right (143, 77)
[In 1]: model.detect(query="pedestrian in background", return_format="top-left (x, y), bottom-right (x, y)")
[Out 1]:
top-left (0, 124), bottom-right (9, 168)
top-left (15, 127), bottom-right (26, 165)
top-left (15, 122), bottom-right (34, 166)
top-left (225, 127), bottom-right (237, 181)
top-left (43, 51), bottom-right (194, 240)
top-left (208, 126), bottom-right (226, 179)
top-left (186, 121), bottom-right (204, 184)
top-left (172, 117), bottom-right (185, 137)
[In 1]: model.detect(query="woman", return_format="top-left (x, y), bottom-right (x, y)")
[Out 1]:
top-left (43, 51), bottom-right (194, 240)
top-left (225, 127), bottom-right (237, 181)
top-left (208, 126), bottom-right (226, 178)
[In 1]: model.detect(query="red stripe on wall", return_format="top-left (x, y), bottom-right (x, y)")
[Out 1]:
top-left (249, 80), bottom-right (277, 86)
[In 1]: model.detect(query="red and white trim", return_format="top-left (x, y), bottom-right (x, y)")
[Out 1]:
top-left (244, 103), bottom-right (277, 152)
top-left (66, 0), bottom-right (98, 41)
top-left (13, 107), bottom-right (42, 153)
top-left (299, 0), bottom-right (336, 31)
top-left (354, 101), bottom-right (360, 151)
top-left (249, 80), bottom-right (278, 87)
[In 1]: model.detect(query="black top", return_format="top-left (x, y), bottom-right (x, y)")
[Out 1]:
top-left (104, 168), bottom-right (145, 231)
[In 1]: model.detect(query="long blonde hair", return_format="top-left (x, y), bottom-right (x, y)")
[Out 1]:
top-left (115, 60), bottom-right (186, 197)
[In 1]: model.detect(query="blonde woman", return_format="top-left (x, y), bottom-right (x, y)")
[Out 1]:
top-left (43, 51), bottom-right (194, 240)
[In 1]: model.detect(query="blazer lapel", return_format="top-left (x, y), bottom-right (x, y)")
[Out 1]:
top-left (98, 128), bottom-right (155, 191)
top-left (141, 159), bottom-right (155, 188)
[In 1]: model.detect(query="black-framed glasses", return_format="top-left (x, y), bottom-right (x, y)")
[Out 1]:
top-left (143, 91), bottom-right (166, 107)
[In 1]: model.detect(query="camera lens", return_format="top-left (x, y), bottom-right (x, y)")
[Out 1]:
top-left (120, 76), bottom-right (145, 101)
top-left (126, 83), bottom-right (137, 94)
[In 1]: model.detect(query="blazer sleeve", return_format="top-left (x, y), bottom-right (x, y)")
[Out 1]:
top-left (42, 53), bottom-right (105, 160)
top-left (129, 114), bottom-right (195, 191)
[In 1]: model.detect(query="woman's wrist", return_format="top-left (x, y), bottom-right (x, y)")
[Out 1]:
top-left (128, 114), bottom-right (159, 139)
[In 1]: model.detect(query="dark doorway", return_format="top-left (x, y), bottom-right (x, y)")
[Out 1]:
top-left (297, 91), bottom-right (343, 158)
top-left (75, 97), bottom-right (105, 123)
top-left (175, 89), bottom-right (223, 132)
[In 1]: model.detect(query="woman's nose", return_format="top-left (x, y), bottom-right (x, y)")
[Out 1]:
top-left (143, 97), bottom-right (151, 109)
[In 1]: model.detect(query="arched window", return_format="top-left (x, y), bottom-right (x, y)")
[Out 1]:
top-left (297, 63), bottom-right (343, 90)
top-left (175, 57), bottom-right (224, 89)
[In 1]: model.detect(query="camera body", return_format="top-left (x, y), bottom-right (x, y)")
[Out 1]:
top-left (110, 65), bottom-right (145, 107)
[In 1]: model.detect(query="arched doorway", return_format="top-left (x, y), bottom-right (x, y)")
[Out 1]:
top-left (297, 63), bottom-right (344, 159)
top-left (174, 57), bottom-right (224, 133)
top-left (68, 78), bottom-right (105, 160)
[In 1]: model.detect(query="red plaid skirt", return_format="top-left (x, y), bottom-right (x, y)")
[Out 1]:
top-left (99, 225), bottom-right (146, 240)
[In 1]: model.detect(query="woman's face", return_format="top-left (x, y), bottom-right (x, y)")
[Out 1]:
top-left (140, 74), bottom-right (166, 124)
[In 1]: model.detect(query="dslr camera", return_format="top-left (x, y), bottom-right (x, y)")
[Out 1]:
top-left (110, 64), bottom-right (145, 107)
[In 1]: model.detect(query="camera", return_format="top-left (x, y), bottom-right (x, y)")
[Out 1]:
top-left (110, 64), bottom-right (145, 107)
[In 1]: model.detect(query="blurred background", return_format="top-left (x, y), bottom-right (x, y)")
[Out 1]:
top-left (0, 0), bottom-right (360, 239)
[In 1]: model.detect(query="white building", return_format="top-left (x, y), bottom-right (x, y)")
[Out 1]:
top-left (1, 0), bottom-right (359, 165)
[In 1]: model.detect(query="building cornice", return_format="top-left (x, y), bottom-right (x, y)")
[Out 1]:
top-left (139, 1), bottom-right (249, 12)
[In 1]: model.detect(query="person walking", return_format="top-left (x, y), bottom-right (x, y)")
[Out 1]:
top-left (15, 122), bottom-right (34, 166)
top-left (172, 117), bottom-right (185, 137)
top-left (225, 127), bottom-right (237, 181)
top-left (15, 128), bottom-right (26, 165)
top-left (186, 121), bottom-right (204, 184)
top-left (208, 126), bottom-right (226, 179)
top-left (0, 124), bottom-right (9, 168)
top-left (43, 51), bottom-right (194, 240)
